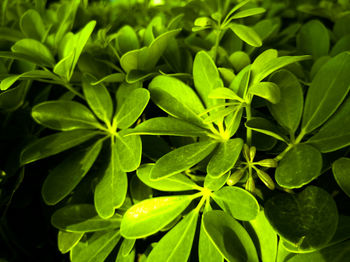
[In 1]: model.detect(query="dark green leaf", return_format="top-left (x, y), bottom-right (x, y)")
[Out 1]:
top-left (116, 25), bottom-right (140, 54)
top-left (115, 131), bottom-right (142, 172)
top-left (20, 9), bottom-right (45, 40)
top-left (332, 157), bottom-right (350, 197)
top-left (58, 231), bottom-right (83, 254)
top-left (245, 117), bottom-right (288, 142)
top-left (248, 81), bottom-right (280, 104)
top-left (204, 172), bottom-right (230, 191)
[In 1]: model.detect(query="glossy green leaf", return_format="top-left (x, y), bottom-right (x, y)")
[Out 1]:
top-left (332, 157), bottom-right (350, 197)
top-left (231, 8), bottom-right (266, 19)
top-left (120, 238), bottom-right (136, 257)
top-left (82, 74), bottom-right (113, 124)
top-left (70, 230), bottom-right (121, 262)
top-left (230, 23), bottom-right (262, 47)
top-left (150, 140), bottom-right (217, 180)
top-left (275, 144), bottom-right (322, 188)
top-left (251, 49), bottom-right (278, 80)
top-left (204, 172), bottom-right (230, 191)
top-left (306, 97), bottom-right (350, 152)
top-left (32, 101), bottom-right (100, 131)
top-left (58, 231), bottom-right (84, 254)
top-left (0, 51), bottom-right (50, 67)
top-left (193, 51), bottom-right (223, 110)
top-left (91, 73), bottom-right (125, 85)
top-left (51, 204), bottom-right (122, 232)
top-left (149, 75), bottom-right (207, 128)
top-left (229, 51), bottom-right (251, 73)
top-left (116, 247), bottom-right (135, 262)
top-left (245, 117), bottom-right (288, 142)
top-left (115, 131), bottom-right (142, 172)
top-left (265, 186), bottom-right (338, 251)
top-left (147, 209), bottom-right (199, 262)
top-left (249, 81), bottom-right (280, 104)
top-left (212, 186), bottom-right (259, 221)
top-left (115, 88), bottom-right (150, 129)
top-left (297, 20), bottom-right (329, 59)
top-left (130, 175), bottom-right (153, 204)
top-left (116, 25), bottom-right (140, 54)
top-left (20, 130), bottom-right (99, 165)
top-left (20, 9), bottom-right (45, 40)
top-left (12, 38), bottom-right (55, 67)
top-left (95, 140), bottom-right (128, 218)
top-left (203, 210), bottom-right (259, 262)
top-left (268, 70), bottom-right (303, 133)
top-left (120, 195), bottom-right (194, 238)
top-left (207, 138), bottom-right (243, 178)
top-left (129, 117), bottom-right (210, 137)
top-left (208, 87), bottom-right (243, 101)
top-left (243, 210), bottom-right (278, 262)
top-left (0, 80), bottom-right (29, 111)
top-left (302, 52), bottom-right (350, 134)
top-left (42, 139), bottom-right (102, 205)
top-left (137, 164), bottom-right (201, 192)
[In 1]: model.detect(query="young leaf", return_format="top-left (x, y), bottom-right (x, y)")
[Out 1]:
top-left (208, 87), bottom-right (243, 101)
top-left (120, 239), bottom-right (136, 257)
top-left (115, 88), bottom-right (150, 129)
top-left (265, 186), bottom-right (338, 252)
top-left (146, 209), bottom-right (199, 262)
top-left (115, 131), bottom-right (142, 172)
top-left (230, 23), bottom-right (262, 47)
top-left (245, 117), bottom-right (288, 142)
top-left (116, 25), bottom-right (140, 54)
top-left (268, 70), bottom-right (303, 133)
top-left (32, 101), bottom-right (100, 131)
top-left (120, 195), bottom-right (194, 238)
top-left (251, 49), bottom-right (278, 80)
top-left (51, 204), bottom-right (122, 232)
top-left (150, 140), bottom-right (217, 180)
top-left (137, 164), bottom-right (201, 192)
top-left (82, 74), bottom-right (113, 124)
top-left (42, 139), bottom-right (103, 205)
top-left (149, 75), bottom-right (207, 128)
top-left (332, 157), bottom-right (350, 198)
top-left (207, 138), bottom-right (243, 178)
top-left (91, 73), bottom-right (125, 85)
top-left (306, 97), bottom-right (350, 152)
top-left (204, 172), bottom-right (230, 192)
top-left (203, 210), bottom-right (259, 262)
top-left (20, 130), bottom-right (100, 165)
top-left (302, 52), bottom-right (350, 134)
top-left (212, 186), bottom-right (259, 221)
top-left (231, 8), bottom-right (266, 19)
top-left (128, 117), bottom-right (210, 137)
top-left (248, 81), bottom-right (281, 104)
top-left (58, 231), bottom-right (84, 254)
top-left (20, 9), bottom-right (45, 41)
top-left (275, 144), bottom-right (322, 189)
top-left (70, 230), bottom-right (121, 262)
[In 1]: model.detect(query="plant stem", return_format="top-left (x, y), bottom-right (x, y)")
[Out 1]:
top-left (212, 29), bottom-right (222, 62)
top-left (245, 103), bottom-right (252, 146)
top-left (274, 130), bottom-right (306, 161)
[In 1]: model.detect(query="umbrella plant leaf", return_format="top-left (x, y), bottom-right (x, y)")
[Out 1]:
top-left (116, 25), bottom-right (140, 55)
top-left (120, 195), bottom-right (195, 238)
top-left (275, 144), bottom-right (322, 188)
top-left (150, 140), bottom-right (217, 180)
top-left (245, 117), bottom-right (288, 142)
top-left (231, 8), bottom-right (266, 19)
top-left (302, 52), bottom-right (350, 134)
top-left (207, 138), bottom-right (243, 178)
top-left (32, 101), bottom-right (101, 131)
top-left (115, 131), bottom-right (142, 172)
top-left (248, 81), bottom-right (281, 104)
top-left (20, 9), bottom-right (45, 40)
top-left (204, 172), bottom-right (230, 192)
top-left (212, 186), bottom-right (259, 221)
top-left (208, 87), bottom-right (243, 101)
top-left (265, 186), bottom-right (338, 252)
top-left (230, 23), bottom-right (262, 47)
top-left (332, 157), bottom-right (350, 197)
top-left (58, 231), bottom-right (84, 254)
top-left (251, 49), bottom-right (278, 80)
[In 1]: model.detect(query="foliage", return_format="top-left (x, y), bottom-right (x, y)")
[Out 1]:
top-left (0, 0), bottom-right (350, 261)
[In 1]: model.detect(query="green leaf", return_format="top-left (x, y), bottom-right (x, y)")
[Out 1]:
top-left (128, 117), bottom-right (210, 137)
top-left (204, 172), bottom-right (230, 191)
top-left (116, 25), bottom-right (140, 54)
top-left (149, 75), bottom-right (207, 128)
top-left (245, 117), bottom-right (288, 142)
top-left (268, 70), bottom-right (303, 133)
top-left (32, 101), bottom-right (100, 131)
top-left (0, 80), bottom-right (29, 111)
top-left (306, 97), bottom-right (350, 152)
top-left (20, 130), bottom-right (99, 165)
top-left (275, 144), bottom-right (322, 189)
top-left (243, 210), bottom-right (278, 262)
top-left (150, 140), bottom-right (217, 180)
top-left (0, 27), bottom-right (23, 42)
top-left (332, 157), bottom-right (350, 198)
top-left (230, 23), bottom-right (262, 47)
top-left (115, 131), bottom-right (142, 172)
top-left (42, 139), bottom-right (103, 205)
top-left (248, 81), bottom-right (280, 104)
top-left (51, 204), bottom-right (122, 232)
top-left (302, 52), bottom-right (350, 134)
top-left (208, 87), bottom-right (243, 101)
top-left (95, 140), bottom-right (128, 218)
top-left (212, 186), bottom-right (259, 221)
top-left (203, 210), bottom-right (259, 262)
top-left (11, 38), bottom-right (55, 67)
top-left (297, 20), bottom-right (329, 59)
top-left (120, 238), bottom-right (136, 257)
top-left (207, 138), bottom-right (243, 178)
top-left (146, 209), bottom-right (199, 262)
top-left (0, 51), bottom-right (51, 67)
top-left (193, 51), bottom-right (223, 110)
top-left (120, 195), bottom-right (195, 238)
top-left (137, 164), bottom-right (201, 192)
top-left (231, 8), bottom-right (266, 19)
top-left (130, 175), bottom-right (153, 204)
top-left (115, 88), bottom-right (150, 129)
top-left (82, 74), bottom-right (113, 124)
top-left (58, 231), bottom-right (84, 254)
top-left (70, 230), bottom-right (121, 262)
top-left (265, 186), bottom-right (338, 252)
top-left (91, 73), bottom-right (125, 85)
top-left (251, 49), bottom-right (278, 80)
top-left (20, 9), bottom-right (45, 41)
